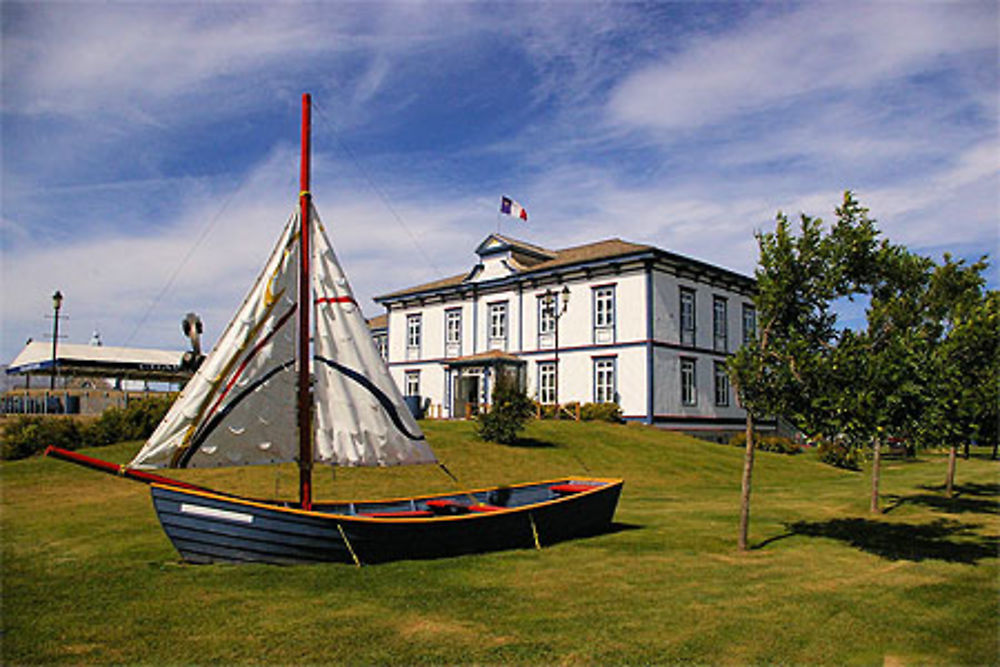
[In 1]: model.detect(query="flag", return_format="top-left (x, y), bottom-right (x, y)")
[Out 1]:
top-left (500, 196), bottom-right (528, 221)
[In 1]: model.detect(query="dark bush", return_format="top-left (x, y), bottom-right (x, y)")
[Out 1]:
top-left (816, 438), bottom-right (861, 470)
top-left (477, 374), bottom-right (534, 444)
top-left (580, 402), bottom-right (624, 423)
top-left (728, 431), bottom-right (801, 455)
top-left (536, 401), bottom-right (623, 422)
top-left (0, 395), bottom-right (172, 460)
top-left (1, 416), bottom-right (84, 460)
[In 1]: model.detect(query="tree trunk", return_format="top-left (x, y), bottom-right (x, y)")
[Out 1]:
top-left (869, 437), bottom-right (881, 514)
top-left (992, 438), bottom-right (998, 461)
top-left (945, 444), bottom-right (958, 498)
top-left (738, 413), bottom-right (756, 551)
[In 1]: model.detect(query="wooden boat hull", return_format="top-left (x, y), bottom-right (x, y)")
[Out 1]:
top-left (150, 478), bottom-right (623, 565)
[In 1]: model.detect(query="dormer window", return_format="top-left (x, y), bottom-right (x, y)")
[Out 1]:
top-left (468, 235), bottom-right (556, 284)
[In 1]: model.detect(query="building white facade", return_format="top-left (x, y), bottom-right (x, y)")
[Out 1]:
top-left (373, 234), bottom-right (756, 429)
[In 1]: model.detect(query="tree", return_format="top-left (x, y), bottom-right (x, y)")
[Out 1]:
top-left (729, 192), bottom-right (882, 549)
top-left (918, 257), bottom-right (998, 495)
top-left (820, 247), bottom-right (935, 512)
top-left (476, 371), bottom-right (534, 445)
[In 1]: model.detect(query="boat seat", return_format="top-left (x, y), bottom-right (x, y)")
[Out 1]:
top-left (426, 499), bottom-right (505, 514)
top-left (360, 510), bottom-right (434, 518)
top-left (550, 483), bottom-right (598, 495)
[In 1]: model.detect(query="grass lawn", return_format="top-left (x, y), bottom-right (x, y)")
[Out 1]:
top-left (2, 420), bottom-right (997, 664)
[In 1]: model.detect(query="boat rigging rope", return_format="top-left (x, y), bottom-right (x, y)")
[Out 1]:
top-left (310, 98), bottom-right (442, 277)
top-left (436, 463), bottom-right (480, 505)
top-left (123, 168), bottom-right (274, 347)
top-left (336, 523), bottom-right (362, 567)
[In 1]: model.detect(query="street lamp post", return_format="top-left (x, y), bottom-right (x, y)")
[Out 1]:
top-left (544, 285), bottom-right (571, 410)
top-left (50, 290), bottom-right (63, 391)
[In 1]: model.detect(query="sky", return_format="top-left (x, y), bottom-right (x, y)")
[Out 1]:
top-left (2, 1), bottom-right (997, 363)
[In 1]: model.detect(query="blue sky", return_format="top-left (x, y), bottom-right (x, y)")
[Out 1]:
top-left (2, 1), bottom-right (997, 362)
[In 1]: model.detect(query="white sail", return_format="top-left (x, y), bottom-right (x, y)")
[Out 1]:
top-left (311, 209), bottom-right (436, 467)
top-left (130, 214), bottom-right (301, 469)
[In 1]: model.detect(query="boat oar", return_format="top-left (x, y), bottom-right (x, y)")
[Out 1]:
top-left (44, 446), bottom-right (211, 492)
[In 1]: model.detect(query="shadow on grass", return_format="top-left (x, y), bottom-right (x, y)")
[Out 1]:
top-left (770, 517), bottom-right (998, 565)
top-left (927, 481), bottom-right (1000, 497)
top-left (606, 521), bottom-right (643, 535)
top-left (883, 482), bottom-right (1000, 516)
top-left (505, 437), bottom-right (560, 449)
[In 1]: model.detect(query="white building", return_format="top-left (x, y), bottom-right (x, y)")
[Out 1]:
top-left (372, 234), bottom-right (757, 430)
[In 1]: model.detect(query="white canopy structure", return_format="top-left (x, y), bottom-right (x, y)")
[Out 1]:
top-left (6, 341), bottom-right (189, 383)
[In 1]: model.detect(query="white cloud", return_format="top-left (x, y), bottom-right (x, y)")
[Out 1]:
top-left (1, 1), bottom-right (996, 365)
top-left (608, 3), bottom-right (996, 132)
top-left (3, 5), bottom-right (338, 117)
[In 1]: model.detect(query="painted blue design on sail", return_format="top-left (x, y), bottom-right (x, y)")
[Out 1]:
top-left (313, 355), bottom-right (425, 442)
top-left (179, 360), bottom-right (296, 468)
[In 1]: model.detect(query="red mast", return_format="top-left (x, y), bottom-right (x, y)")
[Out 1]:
top-left (297, 93), bottom-right (313, 510)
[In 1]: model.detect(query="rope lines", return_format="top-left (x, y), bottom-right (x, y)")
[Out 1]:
top-left (123, 172), bottom-right (261, 347)
top-left (310, 98), bottom-right (442, 276)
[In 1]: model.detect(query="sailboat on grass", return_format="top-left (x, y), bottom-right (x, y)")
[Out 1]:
top-left (46, 94), bottom-right (623, 566)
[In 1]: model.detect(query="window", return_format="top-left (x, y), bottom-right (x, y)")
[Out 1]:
top-left (742, 304), bottom-right (757, 346)
top-left (713, 296), bottom-right (728, 352)
top-left (538, 296), bottom-right (555, 335)
top-left (445, 308), bottom-right (462, 346)
top-left (489, 302), bottom-right (507, 342)
top-left (538, 362), bottom-right (556, 404)
top-left (594, 286), bottom-right (615, 330)
top-left (681, 357), bottom-right (697, 406)
top-left (405, 370), bottom-right (420, 397)
top-left (406, 314), bottom-right (422, 349)
top-left (714, 361), bottom-right (730, 407)
top-left (680, 288), bottom-right (696, 347)
top-left (594, 358), bottom-right (616, 404)
top-left (373, 333), bottom-right (387, 360)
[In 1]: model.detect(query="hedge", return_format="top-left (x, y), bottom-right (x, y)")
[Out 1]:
top-left (1, 395), bottom-right (172, 461)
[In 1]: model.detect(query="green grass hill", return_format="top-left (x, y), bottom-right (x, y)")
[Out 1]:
top-left (2, 420), bottom-right (997, 664)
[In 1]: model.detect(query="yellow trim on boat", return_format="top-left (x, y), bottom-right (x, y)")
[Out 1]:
top-left (149, 476), bottom-right (623, 524)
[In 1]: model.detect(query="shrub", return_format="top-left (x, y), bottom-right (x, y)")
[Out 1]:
top-left (580, 402), bottom-right (624, 423)
top-left (0, 395), bottom-right (173, 460)
top-left (477, 374), bottom-right (534, 444)
top-left (535, 401), bottom-right (623, 422)
top-left (728, 431), bottom-right (801, 455)
top-left (816, 437), bottom-right (861, 470)
top-left (1, 416), bottom-right (84, 460)
top-left (758, 435), bottom-right (801, 455)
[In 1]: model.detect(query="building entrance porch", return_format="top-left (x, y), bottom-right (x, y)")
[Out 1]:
top-left (445, 351), bottom-right (526, 419)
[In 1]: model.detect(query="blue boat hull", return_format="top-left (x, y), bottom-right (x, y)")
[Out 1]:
top-left (150, 478), bottom-right (623, 565)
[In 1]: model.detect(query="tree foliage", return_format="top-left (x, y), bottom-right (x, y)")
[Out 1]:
top-left (916, 257), bottom-right (999, 491)
top-left (728, 192), bottom-right (886, 546)
top-left (730, 191), bottom-right (996, 534)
